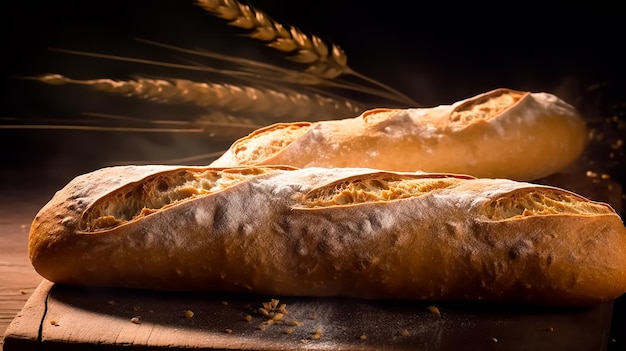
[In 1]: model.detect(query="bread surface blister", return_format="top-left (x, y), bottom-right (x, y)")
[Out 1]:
top-left (29, 165), bottom-right (626, 306)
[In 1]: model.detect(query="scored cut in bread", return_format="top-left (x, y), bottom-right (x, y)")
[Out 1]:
top-left (210, 88), bottom-right (588, 181)
top-left (28, 165), bottom-right (626, 306)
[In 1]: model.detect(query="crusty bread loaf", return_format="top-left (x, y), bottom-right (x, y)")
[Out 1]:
top-left (210, 88), bottom-right (588, 181)
top-left (29, 165), bottom-right (626, 306)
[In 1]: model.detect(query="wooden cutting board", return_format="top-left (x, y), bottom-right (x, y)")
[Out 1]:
top-left (3, 279), bottom-right (615, 351)
top-left (3, 173), bottom-right (623, 351)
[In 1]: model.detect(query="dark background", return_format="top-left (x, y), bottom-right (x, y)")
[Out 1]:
top-left (4, 1), bottom-right (624, 100)
top-left (2, 0), bottom-right (624, 175)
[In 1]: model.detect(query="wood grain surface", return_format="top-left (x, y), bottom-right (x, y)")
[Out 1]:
top-left (0, 179), bottom-right (46, 349)
top-left (3, 279), bottom-right (616, 351)
top-left (0, 169), bottom-right (77, 349)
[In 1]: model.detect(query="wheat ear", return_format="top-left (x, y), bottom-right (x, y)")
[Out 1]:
top-left (194, 0), bottom-right (419, 106)
top-left (195, 0), bottom-right (348, 79)
top-left (51, 45), bottom-right (409, 107)
top-left (132, 38), bottom-right (411, 104)
top-left (34, 74), bottom-right (363, 123)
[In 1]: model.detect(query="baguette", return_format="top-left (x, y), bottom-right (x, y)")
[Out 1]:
top-left (210, 88), bottom-right (588, 181)
top-left (28, 165), bottom-right (626, 306)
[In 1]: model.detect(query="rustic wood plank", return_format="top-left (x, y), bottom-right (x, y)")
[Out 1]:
top-left (0, 262), bottom-right (42, 334)
top-left (0, 187), bottom-right (47, 349)
top-left (2, 280), bottom-right (616, 351)
top-left (2, 280), bottom-right (51, 351)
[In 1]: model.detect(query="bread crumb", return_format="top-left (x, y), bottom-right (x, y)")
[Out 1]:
top-left (221, 301), bottom-right (229, 306)
top-left (360, 334), bottom-right (367, 340)
top-left (427, 306), bottom-right (441, 316)
top-left (257, 299), bottom-right (291, 324)
top-left (225, 328), bottom-right (233, 334)
top-left (400, 329), bottom-right (410, 336)
top-left (244, 315), bottom-right (253, 322)
top-left (184, 310), bottom-right (194, 318)
top-left (490, 337), bottom-right (498, 343)
top-left (284, 328), bottom-right (294, 334)
top-left (311, 328), bottom-right (323, 340)
top-left (612, 139), bottom-right (623, 149)
top-left (272, 312), bottom-right (285, 321)
top-left (49, 320), bottom-right (58, 326)
top-left (130, 316), bottom-right (141, 324)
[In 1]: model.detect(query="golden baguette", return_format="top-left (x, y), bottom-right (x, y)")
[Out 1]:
top-left (29, 165), bottom-right (626, 306)
top-left (210, 88), bottom-right (588, 181)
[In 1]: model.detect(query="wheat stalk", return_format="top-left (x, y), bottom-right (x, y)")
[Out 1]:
top-left (50, 38), bottom-right (414, 108)
top-left (34, 74), bottom-right (364, 123)
top-left (194, 0), bottom-right (419, 106)
top-left (195, 0), bottom-right (348, 79)
top-left (133, 38), bottom-right (414, 104)
top-left (117, 150), bottom-right (228, 166)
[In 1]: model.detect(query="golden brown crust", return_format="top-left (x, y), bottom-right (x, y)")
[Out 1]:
top-left (28, 166), bottom-right (626, 306)
top-left (210, 88), bottom-right (588, 181)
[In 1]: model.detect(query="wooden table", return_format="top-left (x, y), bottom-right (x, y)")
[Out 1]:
top-left (2, 167), bottom-right (625, 350)
top-left (0, 170), bottom-right (52, 350)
